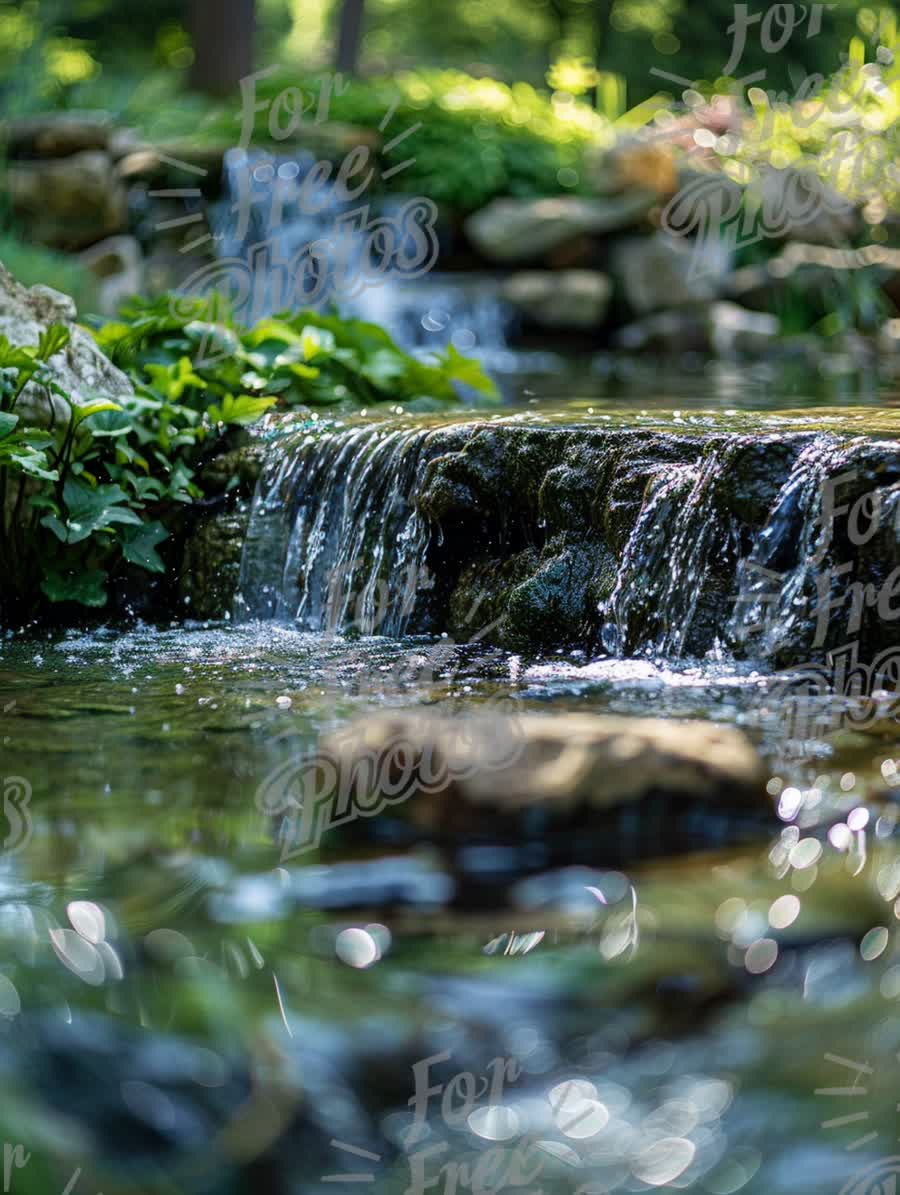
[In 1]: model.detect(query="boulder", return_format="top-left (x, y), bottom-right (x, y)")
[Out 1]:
top-left (501, 269), bottom-right (611, 330)
top-left (312, 711), bottom-right (769, 845)
top-left (612, 231), bottom-right (731, 315)
top-left (1, 111), bottom-right (113, 158)
top-left (465, 194), bottom-right (655, 264)
top-left (4, 151), bottom-right (128, 251)
top-left (0, 260), bottom-right (132, 424)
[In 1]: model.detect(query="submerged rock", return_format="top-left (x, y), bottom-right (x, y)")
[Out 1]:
top-left (311, 711), bottom-right (769, 863)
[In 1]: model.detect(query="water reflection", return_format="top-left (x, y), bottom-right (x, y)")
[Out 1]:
top-left (0, 624), bottom-right (896, 1193)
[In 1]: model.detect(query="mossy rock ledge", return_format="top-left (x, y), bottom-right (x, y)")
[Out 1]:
top-left (183, 413), bottom-right (900, 665)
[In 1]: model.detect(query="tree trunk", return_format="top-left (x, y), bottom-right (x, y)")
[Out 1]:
top-left (591, 0), bottom-right (615, 108)
top-left (335, 0), bottom-right (366, 76)
top-left (189, 0), bottom-right (255, 97)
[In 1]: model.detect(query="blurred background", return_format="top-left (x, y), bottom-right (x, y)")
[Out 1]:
top-left (3, 0), bottom-right (900, 398)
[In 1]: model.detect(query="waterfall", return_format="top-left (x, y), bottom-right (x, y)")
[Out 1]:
top-left (234, 417), bottom-right (898, 660)
top-left (208, 150), bottom-right (517, 360)
top-left (727, 437), bottom-right (853, 660)
top-left (236, 421), bottom-right (435, 633)
top-left (600, 441), bottom-right (746, 657)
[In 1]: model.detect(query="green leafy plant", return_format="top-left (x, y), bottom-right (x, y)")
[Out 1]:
top-left (0, 294), bottom-right (496, 617)
top-left (92, 294), bottom-right (497, 409)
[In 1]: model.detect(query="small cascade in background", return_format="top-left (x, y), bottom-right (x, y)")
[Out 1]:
top-left (236, 422), bottom-right (435, 633)
top-left (208, 150), bottom-right (522, 365)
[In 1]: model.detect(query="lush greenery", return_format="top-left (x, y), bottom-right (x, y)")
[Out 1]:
top-left (0, 297), bottom-right (495, 615)
top-left (198, 67), bottom-right (609, 211)
top-left (1, 0), bottom-right (866, 111)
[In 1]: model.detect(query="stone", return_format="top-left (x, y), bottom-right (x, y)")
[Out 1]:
top-left (315, 711), bottom-right (769, 842)
top-left (709, 301), bottom-right (780, 357)
top-left (4, 151), bottom-right (127, 251)
top-left (465, 194), bottom-right (655, 264)
top-left (78, 236), bottom-right (145, 316)
top-left (501, 269), bottom-right (611, 330)
top-left (184, 414), bottom-right (900, 665)
top-left (1, 112), bottom-right (113, 158)
top-left (180, 509), bottom-right (250, 620)
top-left (612, 231), bottom-right (731, 315)
top-left (614, 308), bottom-right (711, 354)
top-left (0, 259), bottom-right (132, 425)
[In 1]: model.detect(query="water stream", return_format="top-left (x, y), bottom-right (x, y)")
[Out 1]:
top-left (3, 156), bottom-right (899, 1194)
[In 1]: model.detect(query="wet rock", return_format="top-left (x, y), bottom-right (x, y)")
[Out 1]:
top-left (4, 150), bottom-right (128, 250)
top-left (501, 269), bottom-right (611, 330)
top-left (180, 508), bottom-right (250, 620)
top-left (77, 235), bottom-right (144, 315)
top-left (193, 416), bottom-right (900, 666)
top-left (612, 231), bottom-right (731, 315)
top-left (449, 535), bottom-right (615, 651)
top-left (0, 259), bottom-right (132, 425)
top-left (315, 710), bottom-right (769, 848)
top-left (465, 194), bottom-right (654, 264)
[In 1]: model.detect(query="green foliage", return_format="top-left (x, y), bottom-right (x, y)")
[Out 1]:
top-left (0, 294), bottom-right (496, 616)
top-left (225, 68), bottom-right (609, 211)
top-left (94, 294), bottom-right (497, 408)
top-left (61, 64), bottom-right (610, 213)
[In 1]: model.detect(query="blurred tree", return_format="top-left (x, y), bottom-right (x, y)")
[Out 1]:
top-left (188, 0), bottom-right (255, 94)
top-left (336, 0), bottom-right (365, 73)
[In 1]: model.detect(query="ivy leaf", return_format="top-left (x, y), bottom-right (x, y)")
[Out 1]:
top-left (120, 521), bottom-right (169, 573)
top-left (0, 436), bottom-right (58, 482)
top-left (361, 349), bottom-right (407, 391)
top-left (42, 479), bottom-right (142, 545)
top-left (36, 325), bottom-right (71, 362)
top-left (0, 413), bottom-right (18, 441)
top-left (41, 567), bottom-right (108, 607)
top-left (207, 393), bottom-right (277, 427)
top-left (145, 357), bottom-right (207, 401)
top-left (72, 397), bottom-right (123, 426)
top-left (299, 325), bottom-right (336, 361)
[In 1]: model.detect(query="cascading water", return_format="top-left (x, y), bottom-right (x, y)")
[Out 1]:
top-left (234, 412), bottom-right (899, 666)
top-left (600, 443), bottom-right (745, 658)
top-left (236, 421), bottom-right (436, 633)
